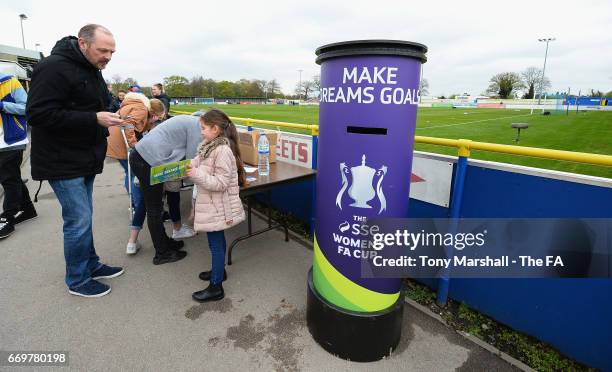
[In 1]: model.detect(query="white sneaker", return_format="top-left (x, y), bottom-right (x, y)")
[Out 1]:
top-left (126, 241), bottom-right (141, 255)
top-left (172, 225), bottom-right (196, 240)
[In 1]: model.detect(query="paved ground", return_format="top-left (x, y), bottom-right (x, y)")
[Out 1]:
top-left (0, 158), bottom-right (520, 371)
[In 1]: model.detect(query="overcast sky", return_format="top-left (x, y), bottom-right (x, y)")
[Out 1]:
top-left (2, 0), bottom-right (611, 96)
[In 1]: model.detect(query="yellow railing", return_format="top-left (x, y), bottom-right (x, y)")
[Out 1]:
top-left (415, 136), bottom-right (612, 167)
top-left (171, 109), bottom-right (612, 167)
top-left (171, 110), bottom-right (319, 136)
top-left (230, 116), bottom-right (319, 136)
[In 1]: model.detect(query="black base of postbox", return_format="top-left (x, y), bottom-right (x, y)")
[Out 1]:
top-left (306, 268), bottom-right (404, 362)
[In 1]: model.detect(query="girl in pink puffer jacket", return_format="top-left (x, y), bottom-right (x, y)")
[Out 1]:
top-left (187, 109), bottom-right (246, 303)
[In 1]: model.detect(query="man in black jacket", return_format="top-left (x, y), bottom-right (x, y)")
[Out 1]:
top-left (26, 24), bottom-right (126, 298)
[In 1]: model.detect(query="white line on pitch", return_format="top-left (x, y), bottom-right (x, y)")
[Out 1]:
top-left (417, 113), bottom-right (534, 130)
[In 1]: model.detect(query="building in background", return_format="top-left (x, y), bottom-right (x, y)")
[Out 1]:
top-left (0, 44), bottom-right (43, 91)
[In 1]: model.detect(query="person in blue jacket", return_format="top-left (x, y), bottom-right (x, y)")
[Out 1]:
top-left (0, 73), bottom-right (37, 239)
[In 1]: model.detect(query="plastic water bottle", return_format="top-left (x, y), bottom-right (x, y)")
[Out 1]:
top-left (257, 132), bottom-right (270, 176)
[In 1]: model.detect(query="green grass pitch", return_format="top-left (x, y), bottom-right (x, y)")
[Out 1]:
top-left (173, 104), bottom-right (612, 178)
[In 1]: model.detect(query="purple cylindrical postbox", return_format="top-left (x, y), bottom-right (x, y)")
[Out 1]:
top-left (307, 40), bottom-right (427, 361)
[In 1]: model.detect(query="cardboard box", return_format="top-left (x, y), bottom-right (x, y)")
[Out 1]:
top-left (238, 130), bottom-right (278, 165)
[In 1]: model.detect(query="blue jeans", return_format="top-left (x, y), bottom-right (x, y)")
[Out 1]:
top-left (49, 176), bottom-right (102, 289)
top-left (207, 231), bottom-right (226, 285)
top-left (118, 159), bottom-right (146, 229)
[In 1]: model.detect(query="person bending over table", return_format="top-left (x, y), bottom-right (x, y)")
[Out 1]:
top-left (129, 115), bottom-right (202, 265)
top-left (106, 95), bottom-right (166, 254)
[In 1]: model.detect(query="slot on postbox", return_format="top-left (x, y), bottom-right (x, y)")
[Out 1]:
top-left (346, 126), bottom-right (388, 135)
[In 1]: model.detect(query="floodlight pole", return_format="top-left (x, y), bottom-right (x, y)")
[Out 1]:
top-left (19, 14), bottom-right (28, 49)
top-left (420, 64), bottom-right (424, 97)
top-left (537, 37), bottom-right (555, 105)
top-left (298, 69), bottom-right (303, 101)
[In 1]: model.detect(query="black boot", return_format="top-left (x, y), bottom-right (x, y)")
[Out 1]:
top-left (198, 269), bottom-right (227, 281)
top-left (192, 283), bottom-right (224, 302)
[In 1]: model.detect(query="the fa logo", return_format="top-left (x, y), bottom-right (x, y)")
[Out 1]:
top-left (335, 154), bottom-right (388, 214)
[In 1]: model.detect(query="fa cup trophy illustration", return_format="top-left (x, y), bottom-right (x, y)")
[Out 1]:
top-left (336, 154), bottom-right (387, 214)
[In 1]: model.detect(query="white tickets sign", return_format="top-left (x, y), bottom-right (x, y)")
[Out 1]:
top-left (275, 132), bottom-right (313, 168)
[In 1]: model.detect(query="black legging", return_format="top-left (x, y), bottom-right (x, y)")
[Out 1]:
top-left (129, 150), bottom-right (173, 257)
top-left (165, 191), bottom-right (181, 223)
top-left (0, 150), bottom-right (33, 216)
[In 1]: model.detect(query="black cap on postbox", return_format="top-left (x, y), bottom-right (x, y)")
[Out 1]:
top-left (315, 39), bottom-right (428, 65)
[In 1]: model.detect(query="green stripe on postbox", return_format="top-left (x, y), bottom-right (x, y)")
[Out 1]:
top-left (313, 234), bottom-right (399, 312)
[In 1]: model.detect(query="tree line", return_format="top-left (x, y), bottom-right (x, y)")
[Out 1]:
top-left (108, 74), bottom-right (322, 99)
top-left (428, 67), bottom-right (552, 99)
top-left (484, 67), bottom-right (551, 99)
top-left (485, 67), bottom-right (610, 99)
top-left (109, 72), bottom-right (609, 100)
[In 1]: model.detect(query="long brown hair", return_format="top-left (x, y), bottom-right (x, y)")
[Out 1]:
top-left (200, 109), bottom-right (246, 186)
top-left (149, 98), bottom-right (165, 117)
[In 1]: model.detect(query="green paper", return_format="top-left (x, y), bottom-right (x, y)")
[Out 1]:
top-left (150, 159), bottom-right (191, 185)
